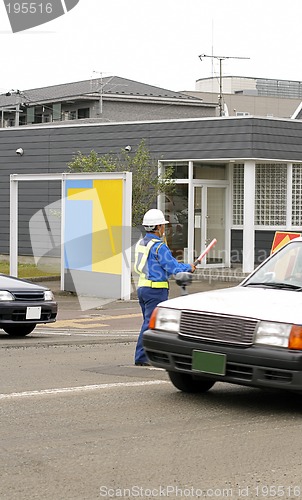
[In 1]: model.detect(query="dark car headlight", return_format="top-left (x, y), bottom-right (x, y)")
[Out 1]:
top-left (44, 290), bottom-right (54, 301)
top-left (0, 291), bottom-right (14, 301)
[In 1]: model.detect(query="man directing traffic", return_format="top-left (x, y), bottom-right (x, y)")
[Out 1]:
top-left (134, 209), bottom-right (195, 366)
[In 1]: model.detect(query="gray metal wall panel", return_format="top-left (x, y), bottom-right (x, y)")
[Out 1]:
top-left (251, 119), bottom-right (302, 161)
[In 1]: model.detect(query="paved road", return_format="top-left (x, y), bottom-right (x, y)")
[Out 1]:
top-left (37, 277), bottom-right (238, 333)
top-left (0, 331), bottom-right (302, 500)
top-left (1, 279), bottom-right (301, 499)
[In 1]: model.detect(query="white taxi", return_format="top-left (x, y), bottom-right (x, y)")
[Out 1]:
top-left (143, 238), bottom-right (302, 394)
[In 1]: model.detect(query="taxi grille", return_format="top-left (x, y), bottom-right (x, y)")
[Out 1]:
top-left (179, 311), bottom-right (258, 346)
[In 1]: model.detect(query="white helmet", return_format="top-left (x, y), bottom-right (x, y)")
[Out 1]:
top-left (142, 209), bottom-right (169, 229)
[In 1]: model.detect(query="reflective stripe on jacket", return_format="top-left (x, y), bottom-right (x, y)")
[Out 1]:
top-left (134, 237), bottom-right (169, 288)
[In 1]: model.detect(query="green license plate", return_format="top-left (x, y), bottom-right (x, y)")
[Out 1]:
top-left (192, 350), bottom-right (226, 376)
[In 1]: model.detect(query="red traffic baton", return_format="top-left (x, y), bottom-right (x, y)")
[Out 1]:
top-left (193, 238), bottom-right (217, 266)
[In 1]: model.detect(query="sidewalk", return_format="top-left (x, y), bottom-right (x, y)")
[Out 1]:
top-left (36, 274), bottom-right (242, 323)
top-left (39, 273), bottom-right (242, 299)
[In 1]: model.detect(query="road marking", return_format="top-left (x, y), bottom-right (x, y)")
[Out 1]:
top-left (38, 321), bottom-right (110, 329)
top-left (38, 313), bottom-right (141, 330)
top-left (34, 330), bottom-right (137, 336)
top-left (92, 313), bottom-right (141, 320)
top-left (0, 380), bottom-right (169, 400)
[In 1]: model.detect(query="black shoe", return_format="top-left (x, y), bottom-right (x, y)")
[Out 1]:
top-left (135, 361), bottom-right (150, 366)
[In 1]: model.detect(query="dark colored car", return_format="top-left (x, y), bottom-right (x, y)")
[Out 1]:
top-left (0, 274), bottom-right (57, 337)
top-left (143, 238), bottom-right (302, 394)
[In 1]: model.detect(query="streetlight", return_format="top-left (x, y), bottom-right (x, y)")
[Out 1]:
top-left (198, 53), bottom-right (250, 116)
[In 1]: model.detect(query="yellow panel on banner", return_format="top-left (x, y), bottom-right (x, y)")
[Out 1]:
top-left (67, 179), bottom-right (123, 274)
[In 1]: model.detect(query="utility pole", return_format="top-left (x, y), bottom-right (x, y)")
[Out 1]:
top-left (96, 72), bottom-right (103, 116)
top-left (92, 72), bottom-right (112, 116)
top-left (5, 89), bottom-right (24, 126)
top-left (92, 72), bottom-right (120, 117)
top-left (198, 54), bottom-right (250, 116)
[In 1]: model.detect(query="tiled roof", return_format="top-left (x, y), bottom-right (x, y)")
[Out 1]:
top-left (0, 76), bottom-right (202, 107)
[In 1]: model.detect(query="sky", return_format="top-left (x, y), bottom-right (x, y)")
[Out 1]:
top-left (0, 0), bottom-right (301, 95)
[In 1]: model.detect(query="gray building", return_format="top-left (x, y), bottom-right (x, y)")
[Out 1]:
top-left (189, 76), bottom-right (302, 119)
top-left (1, 115), bottom-right (302, 275)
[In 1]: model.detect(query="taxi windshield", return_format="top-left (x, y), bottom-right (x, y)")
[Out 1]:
top-left (244, 241), bottom-right (302, 290)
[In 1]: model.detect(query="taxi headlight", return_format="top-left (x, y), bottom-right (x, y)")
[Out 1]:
top-left (254, 321), bottom-right (291, 347)
top-left (151, 307), bottom-right (181, 333)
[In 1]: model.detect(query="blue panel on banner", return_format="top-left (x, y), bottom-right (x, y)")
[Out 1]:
top-left (64, 200), bottom-right (92, 271)
top-left (65, 179), bottom-right (93, 195)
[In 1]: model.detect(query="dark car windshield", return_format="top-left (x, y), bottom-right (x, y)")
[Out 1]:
top-left (243, 240), bottom-right (302, 290)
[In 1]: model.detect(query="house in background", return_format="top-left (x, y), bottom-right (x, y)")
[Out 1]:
top-left (0, 76), bottom-right (217, 127)
top-left (3, 74), bottom-right (302, 127)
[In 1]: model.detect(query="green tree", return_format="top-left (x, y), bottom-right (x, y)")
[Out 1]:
top-left (67, 140), bottom-right (175, 227)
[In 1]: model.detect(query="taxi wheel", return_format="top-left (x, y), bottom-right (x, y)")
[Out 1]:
top-left (2, 324), bottom-right (36, 337)
top-left (167, 371), bottom-right (215, 393)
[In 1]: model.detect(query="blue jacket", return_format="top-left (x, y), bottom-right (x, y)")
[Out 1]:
top-left (137, 233), bottom-right (192, 282)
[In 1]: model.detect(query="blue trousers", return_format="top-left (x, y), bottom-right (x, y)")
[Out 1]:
top-left (135, 287), bottom-right (169, 364)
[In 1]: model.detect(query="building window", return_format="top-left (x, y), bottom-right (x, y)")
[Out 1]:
top-left (53, 103), bottom-right (62, 121)
top-left (170, 162), bottom-right (188, 179)
top-left (78, 108), bottom-right (90, 119)
top-left (19, 115), bottom-right (26, 125)
top-left (160, 161), bottom-right (188, 179)
top-left (255, 164), bottom-right (287, 225)
top-left (26, 107), bottom-right (35, 124)
top-left (68, 110), bottom-right (77, 120)
top-left (292, 164), bottom-right (302, 226)
top-left (232, 164), bottom-right (244, 225)
top-left (193, 163), bottom-right (226, 180)
top-left (34, 111), bottom-right (43, 123)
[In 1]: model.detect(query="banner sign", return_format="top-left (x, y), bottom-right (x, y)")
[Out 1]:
top-left (271, 231), bottom-right (301, 254)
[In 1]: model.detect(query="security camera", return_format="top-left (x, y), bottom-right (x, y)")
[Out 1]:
top-left (124, 145), bottom-right (132, 152)
top-left (16, 148), bottom-right (24, 156)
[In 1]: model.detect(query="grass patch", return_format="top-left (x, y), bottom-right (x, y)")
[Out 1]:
top-left (0, 261), bottom-right (60, 279)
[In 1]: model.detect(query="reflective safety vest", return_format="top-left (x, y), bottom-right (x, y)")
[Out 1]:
top-left (134, 238), bottom-right (169, 289)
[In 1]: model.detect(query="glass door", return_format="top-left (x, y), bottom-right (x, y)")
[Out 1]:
top-left (193, 186), bottom-right (203, 263)
top-left (194, 185), bottom-right (227, 267)
top-left (206, 186), bottom-right (226, 265)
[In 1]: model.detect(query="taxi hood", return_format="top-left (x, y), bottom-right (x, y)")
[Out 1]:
top-left (159, 285), bottom-right (302, 325)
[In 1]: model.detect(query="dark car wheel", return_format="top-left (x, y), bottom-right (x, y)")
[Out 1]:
top-left (168, 371), bottom-right (215, 393)
top-left (2, 324), bottom-right (36, 337)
